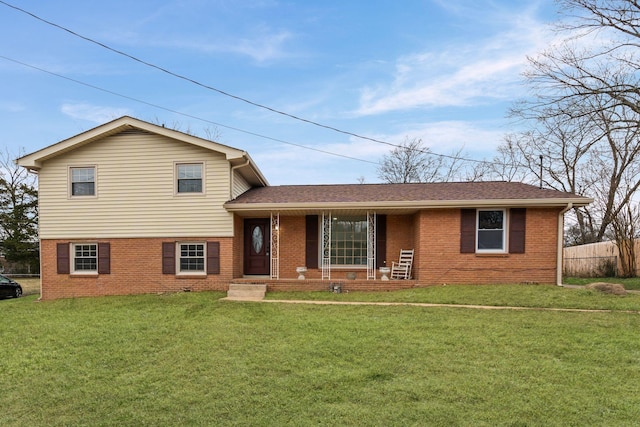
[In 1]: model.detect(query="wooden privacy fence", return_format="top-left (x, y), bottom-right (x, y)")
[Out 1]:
top-left (563, 239), bottom-right (640, 277)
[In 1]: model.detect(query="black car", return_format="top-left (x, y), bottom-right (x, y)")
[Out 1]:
top-left (0, 274), bottom-right (22, 299)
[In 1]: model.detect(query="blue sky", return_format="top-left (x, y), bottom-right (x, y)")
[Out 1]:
top-left (0, 0), bottom-right (558, 185)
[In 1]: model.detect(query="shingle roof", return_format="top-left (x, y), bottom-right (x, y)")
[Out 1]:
top-left (225, 181), bottom-right (591, 213)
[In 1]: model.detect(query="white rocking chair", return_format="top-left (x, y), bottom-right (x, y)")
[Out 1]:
top-left (391, 249), bottom-right (414, 279)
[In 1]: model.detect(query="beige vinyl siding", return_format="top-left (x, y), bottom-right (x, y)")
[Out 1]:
top-left (232, 169), bottom-right (251, 199)
top-left (38, 131), bottom-right (234, 239)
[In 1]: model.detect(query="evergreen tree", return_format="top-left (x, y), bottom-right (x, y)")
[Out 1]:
top-left (0, 149), bottom-right (38, 273)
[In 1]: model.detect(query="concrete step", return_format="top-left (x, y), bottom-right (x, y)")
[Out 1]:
top-left (226, 283), bottom-right (267, 301)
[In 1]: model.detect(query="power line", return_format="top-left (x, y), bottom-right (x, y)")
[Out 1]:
top-left (0, 0), bottom-right (494, 167)
top-left (0, 55), bottom-right (378, 165)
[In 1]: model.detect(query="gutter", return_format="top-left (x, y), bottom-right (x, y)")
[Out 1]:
top-left (229, 158), bottom-right (250, 200)
top-left (556, 203), bottom-right (573, 286)
top-left (225, 198), bottom-right (591, 212)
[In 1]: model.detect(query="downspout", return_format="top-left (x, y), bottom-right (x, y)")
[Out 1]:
top-left (24, 167), bottom-right (43, 300)
top-left (229, 158), bottom-right (250, 200)
top-left (556, 203), bottom-right (573, 286)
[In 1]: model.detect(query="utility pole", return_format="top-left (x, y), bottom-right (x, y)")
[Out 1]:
top-left (539, 155), bottom-right (543, 189)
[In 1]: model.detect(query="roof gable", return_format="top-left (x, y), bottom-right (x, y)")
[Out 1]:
top-left (17, 116), bottom-right (268, 186)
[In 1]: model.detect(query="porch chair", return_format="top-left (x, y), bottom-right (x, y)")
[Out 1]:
top-left (390, 249), bottom-right (414, 279)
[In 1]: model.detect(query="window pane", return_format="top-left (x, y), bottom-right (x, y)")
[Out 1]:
top-left (330, 216), bottom-right (367, 265)
top-left (71, 167), bottom-right (95, 196)
top-left (178, 179), bottom-right (202, 193)
top-left (180, 258), bottom-right (205, 271)
top-left (72, 168), bottom-right (94, 182)
top-left (477, 210), bottom-right (504, 251)
top-left (72, 182), bottom-right (95, 196)
top-left (177, 164), bottom-right (203, 193)
top-left (478, 230), bottom-right (504, 250)
top-left (74, 244), bottom-right (97, 271)
top-left (178, 164), bottom-right (202, 179)
top-left (179, 243), bottom-right (205, 272)
top-left (478, 210), bottom-right (503, 230)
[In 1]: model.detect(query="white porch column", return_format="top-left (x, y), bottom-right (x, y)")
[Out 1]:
top-left (367, 211), bottom-right (376, 280)
top-left (270, 212), bottom-right (280, 279)
top-left (321, 212), bottom-right (331, 280)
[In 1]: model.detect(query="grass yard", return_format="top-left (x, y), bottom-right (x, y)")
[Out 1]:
top-left (2, 287), bottom-right (640, 426)
top-left (267, 283), bottom-right (640, 311)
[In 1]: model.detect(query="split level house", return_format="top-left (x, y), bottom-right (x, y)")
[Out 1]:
top-left (17, 116), bottom-right (592, 300)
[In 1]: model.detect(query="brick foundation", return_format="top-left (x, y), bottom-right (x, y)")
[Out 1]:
top-left (40, 237), bottom-right (234, 300)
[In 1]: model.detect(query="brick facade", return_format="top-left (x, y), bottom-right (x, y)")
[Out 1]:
top-left (263, 207), bottom-right (560, 285)
top-left (39, 208), bottom-right (561, 299)
top-left (412, 208), bottom-right (559, 285)
top-left (40, 237), bottom-right (234, 300)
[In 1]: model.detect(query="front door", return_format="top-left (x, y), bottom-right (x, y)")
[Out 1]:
top-left (244, 218), bottom-right (270, 275)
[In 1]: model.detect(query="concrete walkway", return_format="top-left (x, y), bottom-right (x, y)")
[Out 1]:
top-left (225, 297), bottom-right (640, 314)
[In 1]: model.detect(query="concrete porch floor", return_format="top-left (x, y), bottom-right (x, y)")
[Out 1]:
top-left (228, 277), bottom-right (420, 295)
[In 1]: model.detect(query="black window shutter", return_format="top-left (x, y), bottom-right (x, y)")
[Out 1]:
top-left (98, 242), bottom-right (111, 274)
top-left (305, 215), bottom-right (319, 269)
top-left (207, 241), bottom-right (220, 274)
top-left (162, 242), bottom-right (176, 274)
top-left (376, 214), bottom-right (387, 268)
top-left (460, 209), bottom-right (476, 253)
top-left (57, 243), bottom-right (70, 274)
top-left (509, 208), bottom-right (526, 254)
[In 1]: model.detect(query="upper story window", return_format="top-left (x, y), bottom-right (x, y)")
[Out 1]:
top-left (330, 216), bottom-right (368, 266)
top-left (70, 167), bottom-right (96, 197)
top-left (477, 209), bottom-right (506, 252)
top-left (176, 163), bottom-right (203, 194)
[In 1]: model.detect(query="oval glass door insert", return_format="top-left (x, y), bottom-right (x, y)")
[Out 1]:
top-left (252, 226), bottom-right (264, 254)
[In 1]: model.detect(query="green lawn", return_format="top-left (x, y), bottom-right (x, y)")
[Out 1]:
top-left (2, 288), bottom-right (640, 426)
top-left (267, 283), bottom-right (640, 311)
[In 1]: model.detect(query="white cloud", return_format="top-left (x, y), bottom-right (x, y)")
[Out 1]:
top-left (355, 7), bottom-right (553, 115)
top-left (161, 27), bottom-right (294, 63)
top-left (226, 30), bottom-right (294, 63)
top-left (60, 103), bottom-right (133, 123)
top-left (390, 121), bottom-right (505, 154)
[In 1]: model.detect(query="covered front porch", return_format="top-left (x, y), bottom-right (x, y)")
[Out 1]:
top-left (234, 210), bottom-right (417, 282)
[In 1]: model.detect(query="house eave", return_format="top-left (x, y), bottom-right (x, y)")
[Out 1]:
top-left (229, 153), bottom-right (269, 187)
top-left (224, 197), bottom-right (593, 215)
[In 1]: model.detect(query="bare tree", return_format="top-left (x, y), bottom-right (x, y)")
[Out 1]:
top-left (150, 117), bottom-right (222, 142)
top-left (610, 201), bottom-right (639, 277)
top-left (377, 137), bottom-right (472, 183)
top-left (502, 0), bottom-right (640, 248)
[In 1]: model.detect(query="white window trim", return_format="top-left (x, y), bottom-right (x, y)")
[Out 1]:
top-left (174, 161), bottom-right (206, 196)
top-left (176, 241), bottom-right (207, 276)
top-left (68, 165), bottom-right (98, 199)
top-left (71, 242), bottom-right (98, 275)
top-left (476, 209), bottom-right (507, 254)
